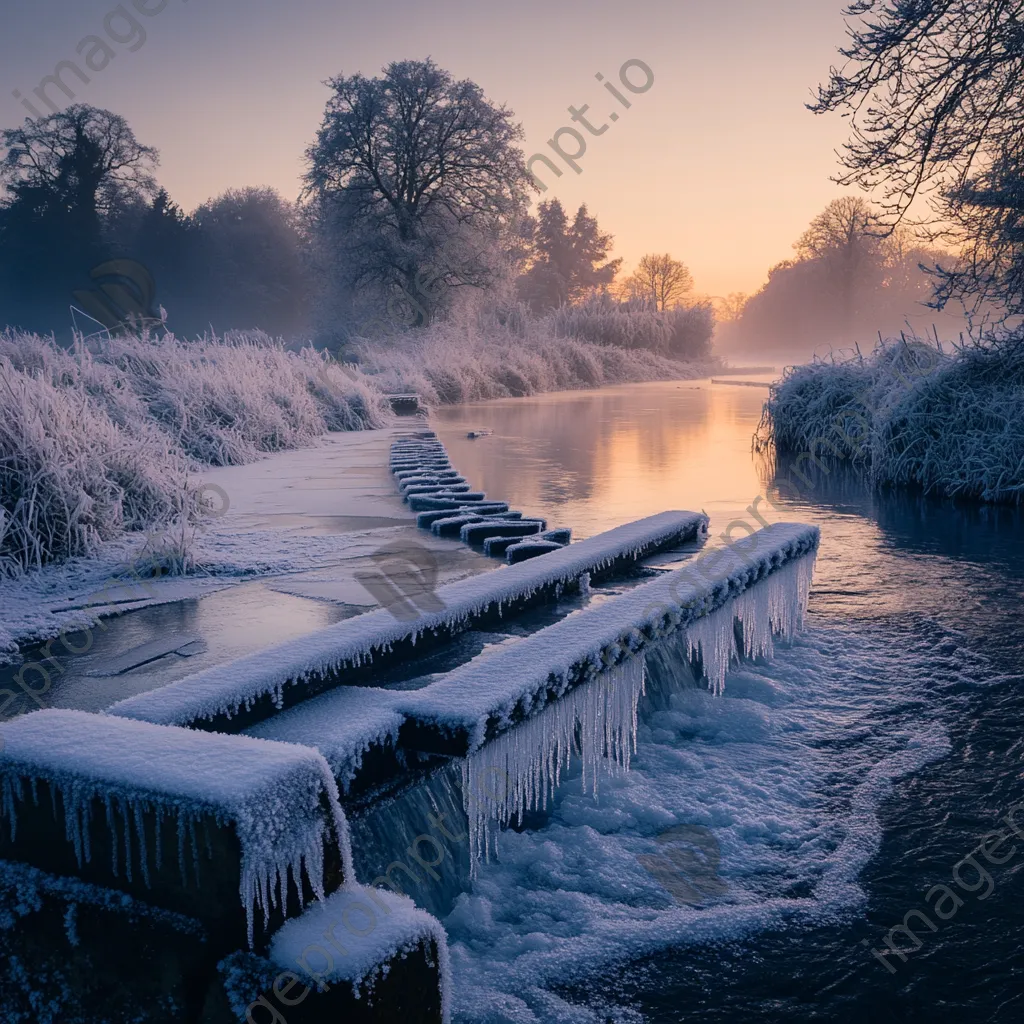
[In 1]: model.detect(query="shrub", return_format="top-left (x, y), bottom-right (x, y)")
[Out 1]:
top-left (757, 338), bottom-right (1024, 504)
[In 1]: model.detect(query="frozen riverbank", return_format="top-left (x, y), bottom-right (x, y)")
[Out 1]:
top-left (0, 426), bottom-right (493, 667)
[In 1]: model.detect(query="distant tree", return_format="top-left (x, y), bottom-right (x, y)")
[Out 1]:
top-left (623, 253), bottom-right (693, 310)
top-left (304, 58), bottom-right (532, 326)
top-left (715, 292), bottom-right (748, 323)
top-left (812, 0), bottom-right (1024, 326)
top-left (190, 187), bottom-right (307, 336)
top-left (0, 105), bottom-right (158, 331)
top-left (795, 197), bottom-right (887, 341)
top-left (519, 199), bottom-right (621, 310)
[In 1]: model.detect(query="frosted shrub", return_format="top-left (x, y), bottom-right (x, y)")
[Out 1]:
top-left (758, 338), bottom-right (1024, 504)
top-left (0, 359), bottom-right (185, 576)
top-left (0, 330), bottom-right (392, 575)
top-left (351, 309), bottom-right (715, 406)
top-left (548, 296), bottom-right (714, 360)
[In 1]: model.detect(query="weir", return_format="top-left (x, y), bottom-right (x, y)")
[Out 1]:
top-left (0, 428), bottom-right (819, 1022)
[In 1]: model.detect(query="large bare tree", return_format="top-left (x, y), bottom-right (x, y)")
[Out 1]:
top-left (304, 59), bottom-right (533, 326)
top-left (1, 105), bottom-right (158, 244)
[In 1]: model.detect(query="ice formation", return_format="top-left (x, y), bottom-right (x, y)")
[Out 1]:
top-left (0, 710), bottom-right (353, 947)
top-left (401, 523), bottom-right (819, 752)
top-left (685, 553), bottom-right (816, 695)
top-left (106, 511), bottom-right (708, 729)
top-left (461, 656), bottom-right (646, 867)
top-left (269, 884), bottom-right (452, 1022)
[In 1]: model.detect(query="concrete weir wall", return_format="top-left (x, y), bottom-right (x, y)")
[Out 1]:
top-left (0, 429), bottom-right (819, 1023)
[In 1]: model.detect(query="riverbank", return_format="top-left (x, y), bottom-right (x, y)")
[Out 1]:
top-left (0, 425), bottom-right (499, 668)
top-left (756, 339), bottom-right (1024, 504)
top-left (1, 327), bottom-right (717, 656)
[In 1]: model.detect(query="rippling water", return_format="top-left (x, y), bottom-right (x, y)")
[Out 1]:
top-left (432, 379), bottom-right (1024, 1024)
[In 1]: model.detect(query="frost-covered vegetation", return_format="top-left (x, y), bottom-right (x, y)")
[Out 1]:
top-left (0, 329), bottom-right (390, 576)
top-left (758, 339), bottom-right (1024, 504)
top-left (349, 308), bottom-right (714, 406)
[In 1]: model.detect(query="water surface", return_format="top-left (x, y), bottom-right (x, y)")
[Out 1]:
top-left (430, 378), bottom-right (1024, 1024)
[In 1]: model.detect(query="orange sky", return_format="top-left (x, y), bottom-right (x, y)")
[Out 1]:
top-left (2, 0), bottom-right (862, 298)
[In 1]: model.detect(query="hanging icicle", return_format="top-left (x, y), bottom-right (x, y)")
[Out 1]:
top-left (461, 656), bottom-right (646, 869)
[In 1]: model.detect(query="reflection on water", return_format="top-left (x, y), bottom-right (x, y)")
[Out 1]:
top-left (435, 379), bottom-right (776, 538)
top-left (433, 377), bottom-right (1024, 1023)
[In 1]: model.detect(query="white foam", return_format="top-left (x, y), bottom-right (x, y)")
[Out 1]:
top-left (443, 618), bottom-right (963, 1022)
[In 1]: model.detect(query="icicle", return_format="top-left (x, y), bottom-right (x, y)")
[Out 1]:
top-left (686, 552), bottom-right (816, 695)
top-left (461, 656), bottom-right (646, 871)
top-left (133, 801), bottom-right (150, 888)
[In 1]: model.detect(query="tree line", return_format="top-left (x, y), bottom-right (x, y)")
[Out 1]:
top-left (0, 59), bottom-right (706, 359)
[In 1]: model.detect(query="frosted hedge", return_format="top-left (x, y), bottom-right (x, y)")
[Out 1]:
top-left (757, 339), bottom-right (1024, 504)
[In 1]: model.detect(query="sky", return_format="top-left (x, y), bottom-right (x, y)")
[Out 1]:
top-left (1, 0), bottom-right (862, 298)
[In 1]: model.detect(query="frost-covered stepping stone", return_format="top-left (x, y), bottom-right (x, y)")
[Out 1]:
top-left (408, 493), bottom-right (485, 511)
top-left (403, 484), bottom-right (472, 498)
top-left (460, 520), bottom-right (546, 545)
top-left (430, 513), bottom-right (486, 537)
top-left (430, 510), bottom-right (522, 537)
top-left (505, 540), bottom-right (564, 563)
top-left (482, 535), bottom-right (532, 557)
top-left (541, 528), bottom-right (572, 545)
top-left (265, 885), bottom-right (450, 1019)
top-left (0, 710), bottom-right (353, 952)
top-left (415, 503), bottom-right (510, 527)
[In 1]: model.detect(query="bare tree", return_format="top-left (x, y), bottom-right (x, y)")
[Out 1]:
top-left (304, 59), bottom-right (533, 325)
top-left (812, 0), bottom-right (1024, 326)
top-left (795, 197), bottom-right (887, 340)
top-left (1, 105), bottom-right (158, 239)
top-left (623, 253), bottom-right (693, 310)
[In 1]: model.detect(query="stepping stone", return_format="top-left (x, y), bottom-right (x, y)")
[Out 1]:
top-left (416, 504), bottom-right (510, 527)
top-left (408, 493), bottom-right (484, 511)
top-left (402, 484), bottom-right (471, 498)
top-left (481, 535), bottom-right (527, 557)
top-left (460, 520), bottom-right (546, 545)
top-left (506, 540), bottom-right (564, 563)
top-left (541, 528), bottom-right (572, 545)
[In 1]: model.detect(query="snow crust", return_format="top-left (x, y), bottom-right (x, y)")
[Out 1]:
top-left (106, 511), bottom-right (708, 729)
top-left (0, 709), bottom-right (352, 946)
top-left (244, 687), bottom-right (406, 794)
top-left (401, 523), bottom-right (819, 750)
top-left (269, 884), bottom-right (452, 1021)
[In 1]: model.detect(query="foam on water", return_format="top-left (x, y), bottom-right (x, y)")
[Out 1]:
top-left (443, 616), bottom-right (969, 1022)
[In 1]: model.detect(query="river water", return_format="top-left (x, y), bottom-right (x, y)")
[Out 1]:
top-left (428, 379), bottom-right (1024, 1024)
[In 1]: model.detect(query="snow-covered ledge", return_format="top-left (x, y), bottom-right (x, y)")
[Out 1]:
top-left (399, 522), bottom-right (819, 755)
top-left (0, 709), bottom-right (353, 949)
top-left (106, 511), bottom-right (709, 732)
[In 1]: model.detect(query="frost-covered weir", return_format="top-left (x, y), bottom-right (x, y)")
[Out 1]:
top-left (456, 541), bottom-right (817, 868)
